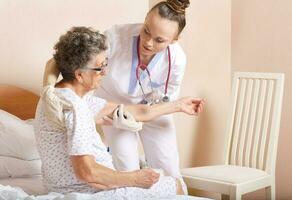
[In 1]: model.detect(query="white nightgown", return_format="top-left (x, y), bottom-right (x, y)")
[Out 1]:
top-left (34, 87), bottom-right (177, 198)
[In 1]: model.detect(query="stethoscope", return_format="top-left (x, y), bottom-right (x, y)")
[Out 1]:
top-left (136, 36), bottom-right (171, 104)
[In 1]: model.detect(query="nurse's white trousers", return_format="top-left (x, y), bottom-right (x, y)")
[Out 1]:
top-left (103, 114), bottom-right (182, 178)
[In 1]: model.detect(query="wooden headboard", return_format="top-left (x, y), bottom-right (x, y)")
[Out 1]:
top-left (0, 85), bottom-right (39, 120)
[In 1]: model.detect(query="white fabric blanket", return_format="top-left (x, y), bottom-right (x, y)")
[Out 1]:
top-left (0, 185), bottom-right (211, 200)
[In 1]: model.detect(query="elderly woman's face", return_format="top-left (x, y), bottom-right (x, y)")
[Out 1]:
top-left (79, 51), bottom-right (107, 91)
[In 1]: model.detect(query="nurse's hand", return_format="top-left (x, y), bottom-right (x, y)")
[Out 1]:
top-left (176, 97), bottom-right (205, 115)
top-left (132, 168), bottom-right (160, 188)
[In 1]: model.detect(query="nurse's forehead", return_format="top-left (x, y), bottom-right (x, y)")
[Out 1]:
top-left (144, 10), bottom-right (179, 38)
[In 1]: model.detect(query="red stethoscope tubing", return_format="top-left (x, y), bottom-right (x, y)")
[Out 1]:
top-left (136, 36), bottom-right (171, 96)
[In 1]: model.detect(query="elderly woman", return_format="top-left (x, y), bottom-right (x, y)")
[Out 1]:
top-left (34, 27), bottom-right (203, 198)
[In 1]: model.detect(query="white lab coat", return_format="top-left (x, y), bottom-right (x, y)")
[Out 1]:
top-left (95, 24), bottom-right (186, 178)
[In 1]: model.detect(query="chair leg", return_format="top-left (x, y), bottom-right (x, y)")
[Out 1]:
top-left (221, 194), bottom-right (229, 200)
top-left (266, 185), bottom-right (275, 200)
top-left (229, 187), bottom-right (241, 200)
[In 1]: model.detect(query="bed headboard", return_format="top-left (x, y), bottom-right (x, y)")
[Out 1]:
top-left (0, 85), bottom-right (39, 120)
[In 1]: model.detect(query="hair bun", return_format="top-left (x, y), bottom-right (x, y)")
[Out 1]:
top-left (166, 0), bottom-right (190, 14)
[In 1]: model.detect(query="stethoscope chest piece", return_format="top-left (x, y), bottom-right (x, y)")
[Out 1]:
top-left (162, 95), bottom-right (169, 102)
top-left (140, 99), bottom-right (149, 105)
top-left (140, 94), bottom-right (169, 105)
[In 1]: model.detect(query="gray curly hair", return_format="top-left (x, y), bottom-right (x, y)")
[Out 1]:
top-left (53, 27), bottom-right (107, 81)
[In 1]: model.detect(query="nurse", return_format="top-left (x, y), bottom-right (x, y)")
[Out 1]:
top-left (44, 0), bottom-right (204, 184)
top-left (98, 0), bottom-right (200, 178)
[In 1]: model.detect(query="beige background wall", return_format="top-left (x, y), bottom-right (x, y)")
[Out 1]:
top-left (0, 0), bottom-right (291, 199)
top-left (0, 0), bottom-right (148, 93)
top-left (232, 0), bottom-right (292, 199)
top-left (151, 0), bottom-right (231, 198)
top-left (150, 0), bottom-right (231, 167)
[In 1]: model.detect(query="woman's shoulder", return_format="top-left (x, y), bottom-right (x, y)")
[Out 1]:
top-left (169, 42), bottom-right (185, 56)
top-left (54, 88), bottom-right (83, 106)
top-left (104, 23), bottom-right (142, 37)
top-left (169, 42), bottom-right (186, 64)
top-left (104, 23), bottom-right (142, 58)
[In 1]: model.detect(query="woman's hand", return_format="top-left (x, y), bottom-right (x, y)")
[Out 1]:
top-left (95, 115), bottom-right (113, 126)
top-left (43, 58), bottom-right (60, 87)
top-left (176, 97), bottom-right (205, 115)
top-left (176, 178), bottom-right (185, 195)
top-left (132, 168), bottom-right (160, 188)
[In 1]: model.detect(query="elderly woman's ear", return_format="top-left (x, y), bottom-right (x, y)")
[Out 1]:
top-left (74, 70), bottom-right (83, 84)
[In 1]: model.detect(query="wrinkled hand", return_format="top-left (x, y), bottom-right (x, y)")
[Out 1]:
top-left (176, 97), bottom-right (205, 115)
top-left (43, 58), bottom-right (60, 87)
top-left (95, 115), bottom-right (113, 126)
top-left (133, 168), bottom-right (160, 188)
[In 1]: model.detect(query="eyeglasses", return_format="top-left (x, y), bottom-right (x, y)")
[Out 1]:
top-left (81, 63), bottom-right (107, 73)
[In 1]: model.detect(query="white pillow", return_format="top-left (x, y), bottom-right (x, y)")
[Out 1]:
top-left (0, 156), bottom-right (41, 178)
top-left (0, 109), bottom-right (40, 160)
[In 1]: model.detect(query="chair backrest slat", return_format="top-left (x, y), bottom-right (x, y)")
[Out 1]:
top-left (258, 80), bottom-right (274, 170)
top-left (230, 79), bottom-right (247, 165)
top-left (226, 72), bottom-right (284, 174)
top-left (266, 76), bottom-right (284, 174)
top-left (244, 79), bottom-right (260, 167)
top-left (251, 79), bottom-right (267, 168)
top-left (238, 79), bottom-right (253, 166)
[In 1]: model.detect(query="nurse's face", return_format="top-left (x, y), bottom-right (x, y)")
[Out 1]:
top-left (79, 51), bottom-right (107, 91)
top-left (139, 9), bottom-right (179, 57)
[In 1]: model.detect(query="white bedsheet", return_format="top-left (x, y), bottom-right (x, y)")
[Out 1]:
top-left (0, 184), bottom-right (211, 200)
top-left (0, 176), bottom-right (47, 195)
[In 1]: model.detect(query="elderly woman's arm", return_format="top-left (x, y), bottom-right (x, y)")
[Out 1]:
top-left (71, 155), bottom-right (159, 190)
top-left (42, 58), bottom-right (204, 123)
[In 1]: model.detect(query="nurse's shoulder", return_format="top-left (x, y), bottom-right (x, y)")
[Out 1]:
top-left (169, 41), bottom-right (186, 67)
top-left (105, 23), bottom-right (142, 38)
top-left (104, 23), bottom-right (142, 58)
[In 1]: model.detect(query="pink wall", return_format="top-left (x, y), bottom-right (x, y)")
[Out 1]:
top-left (149, 0), bottom-right (291, 199)
top-left (150, 0), bottom-right (231, 168)
top-left (0, 0), bottom-right (290, 199)
top-left (0, 0), bottom-right (148, 93)
top-left (232, 0), bottom-right (292, 199)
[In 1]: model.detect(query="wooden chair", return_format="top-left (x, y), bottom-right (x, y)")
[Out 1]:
top-left (181, 72), bottom-right (285, 200)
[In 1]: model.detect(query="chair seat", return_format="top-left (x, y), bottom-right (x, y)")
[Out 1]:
top-left (181, 165), bottom-right (269, 184)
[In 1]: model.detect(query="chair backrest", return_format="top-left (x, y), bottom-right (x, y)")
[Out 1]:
top-left (224, 72), bottom-right (284, 174)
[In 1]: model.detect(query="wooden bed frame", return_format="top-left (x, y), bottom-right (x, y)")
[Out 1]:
top-left (0, 84), bottom-right (107, 140)
top-left (0, 85), bottom-right (39, 120)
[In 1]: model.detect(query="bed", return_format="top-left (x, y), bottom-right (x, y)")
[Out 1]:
top-left (0, 85), bottom-right (39, 120)
top-left (0, 85), bottom-right (47, 195)
top-left (0, 85), bottom-right (211, 200)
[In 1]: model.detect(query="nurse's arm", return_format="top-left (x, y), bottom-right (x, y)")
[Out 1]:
top-left (95, 97), bottom-right (204, 123)
top-left (125, 97), bottom-right (203, 121)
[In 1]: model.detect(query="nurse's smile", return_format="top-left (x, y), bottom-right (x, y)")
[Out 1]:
top-left (142, 45), bottom-right (152, 53)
